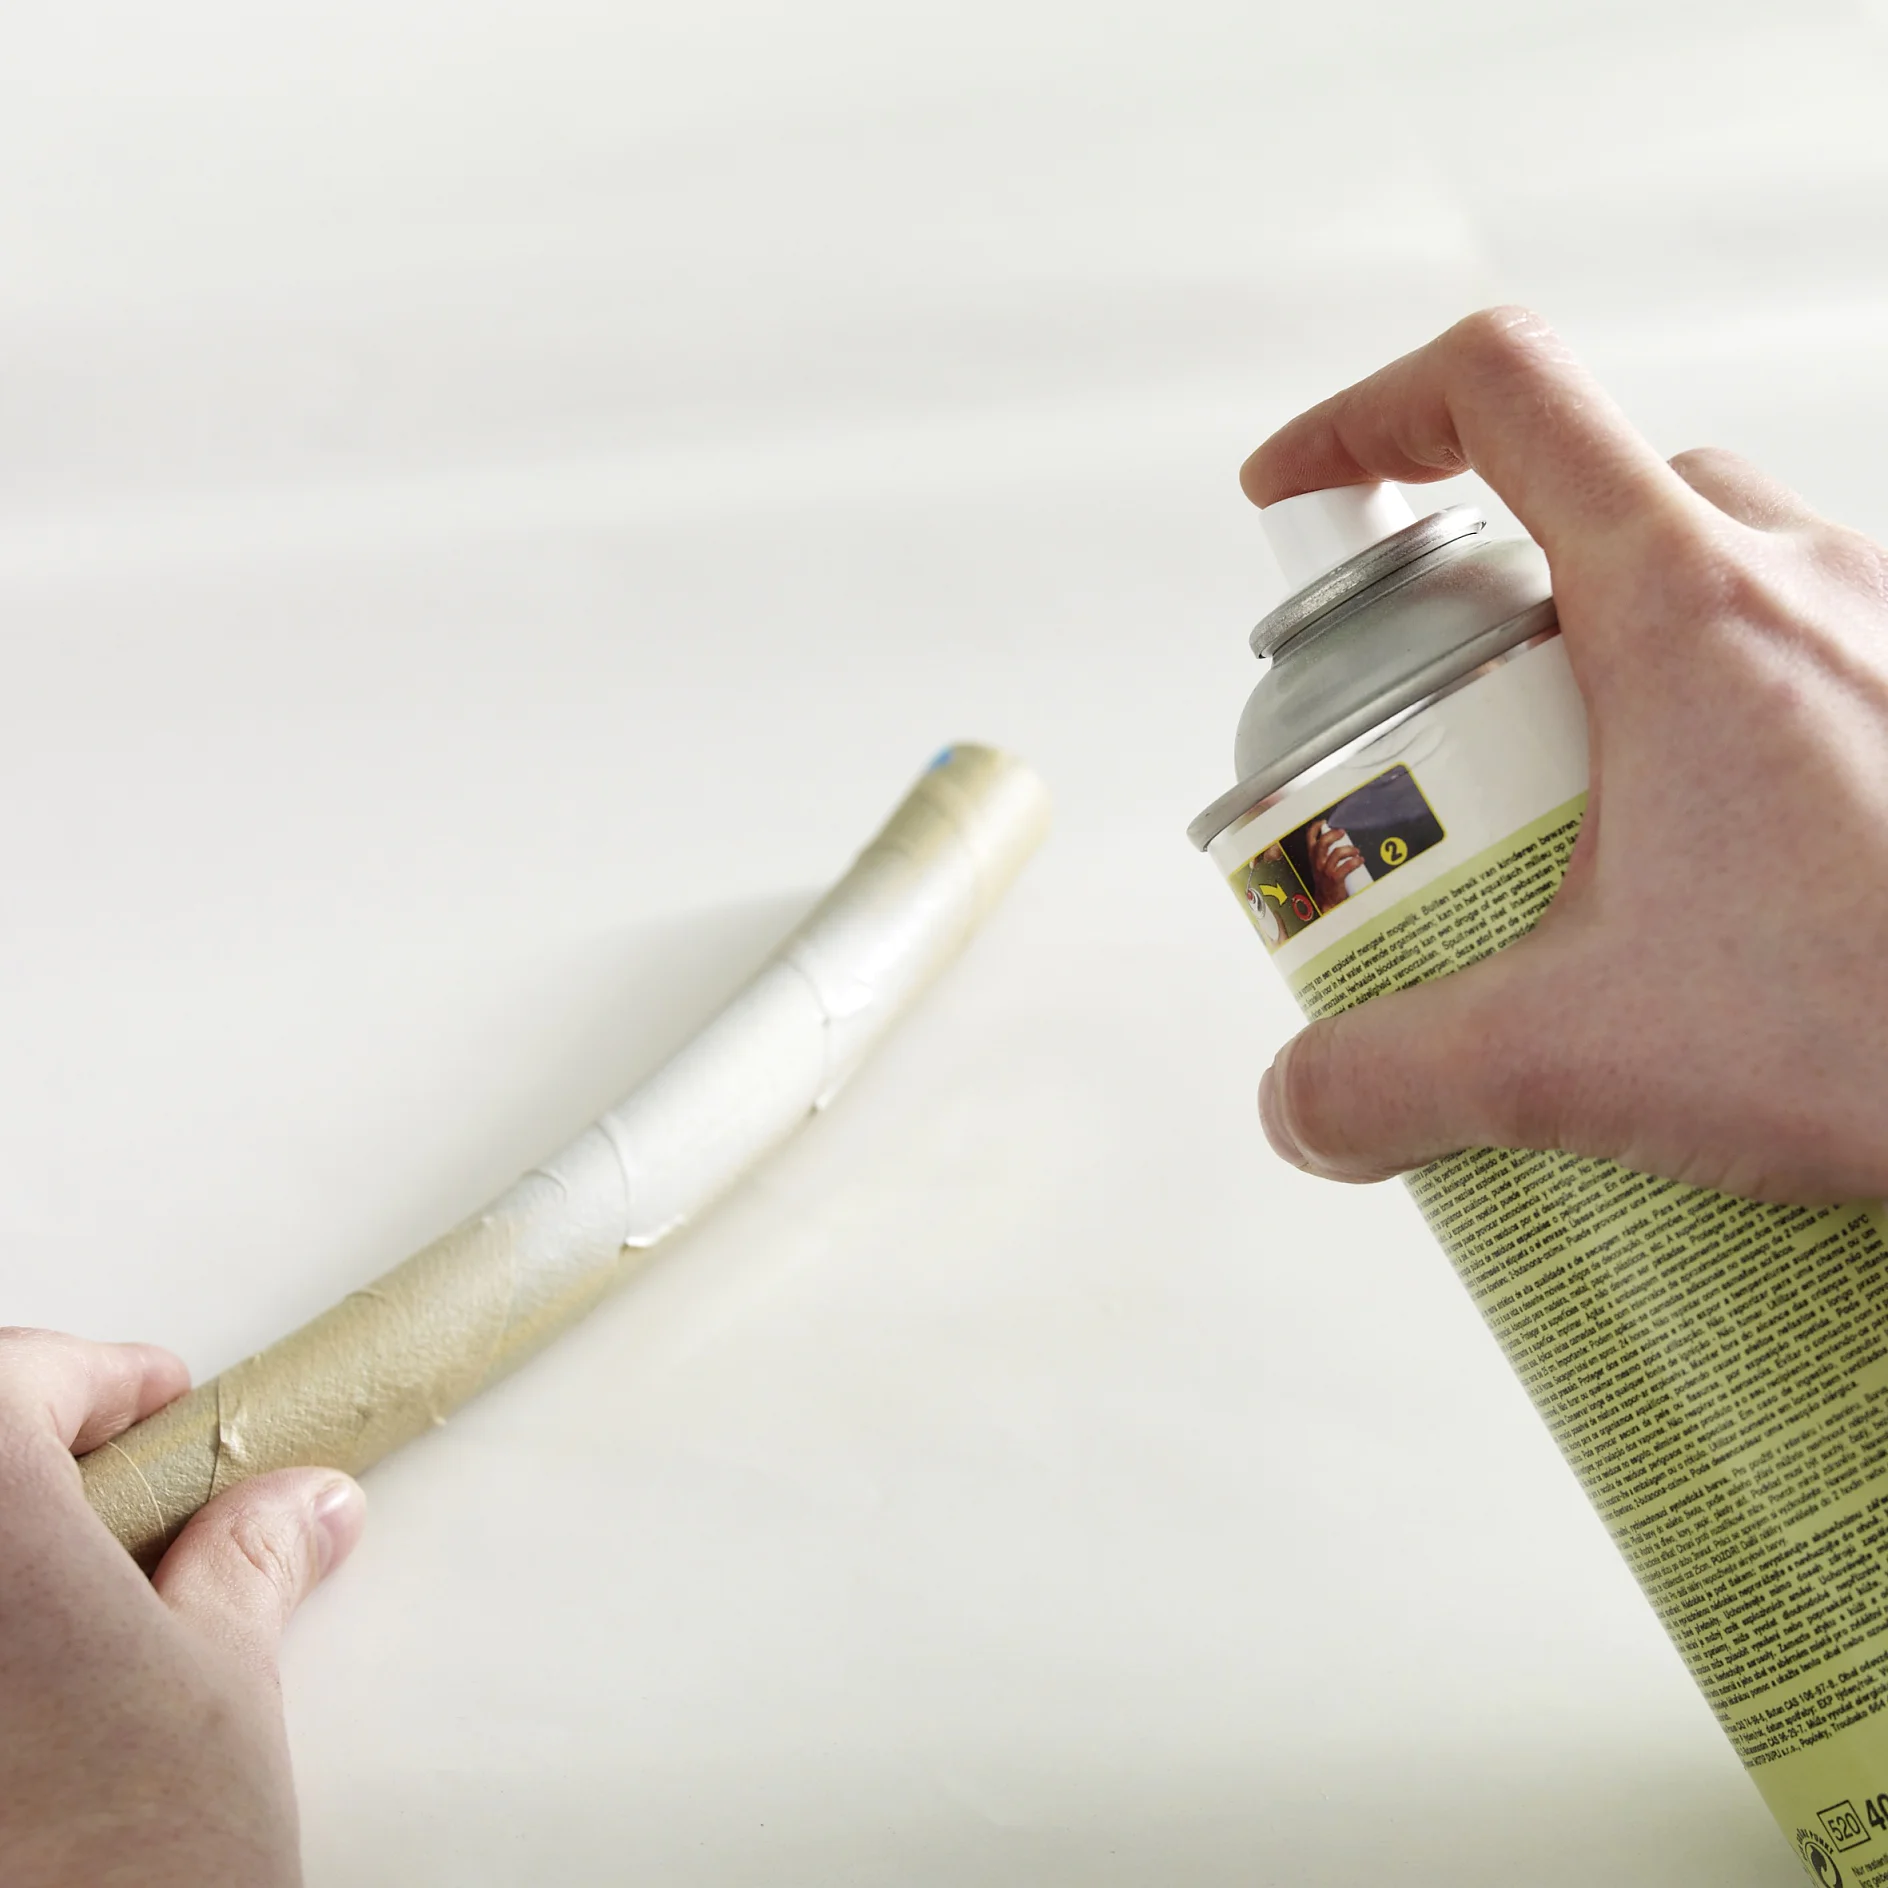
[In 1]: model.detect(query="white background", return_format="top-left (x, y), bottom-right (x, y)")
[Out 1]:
top-left (5, 3), bottom-right (1886, 1881)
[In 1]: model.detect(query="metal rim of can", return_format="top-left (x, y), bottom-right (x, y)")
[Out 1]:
top-left (1188, 613), bottom-right (1562, 854)
top-left (1249, 506), bottom-right (1487, 659)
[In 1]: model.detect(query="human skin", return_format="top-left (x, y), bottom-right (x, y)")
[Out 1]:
top-left (0, 1328), bottom-right (363, 1887)
top-left (1246, 306), bottom-right (1888, 1205)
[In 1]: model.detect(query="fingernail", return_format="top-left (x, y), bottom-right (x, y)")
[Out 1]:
top-left (311, 1478), bottom-right (365, 1578)
top-left (1258, 1053), bottom-right (1310, 1171)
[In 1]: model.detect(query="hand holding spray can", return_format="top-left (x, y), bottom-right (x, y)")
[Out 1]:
top-left (1191, 478), bottom-right (1888, 1885)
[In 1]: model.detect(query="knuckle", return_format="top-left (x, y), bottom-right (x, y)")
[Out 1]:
top-left (0, 1422), bottom-right (75, 1498)
top-left (1637, 512), bottom-right (1778, 623)
top-left (1284, 1012), bottom-right (1417, 1177)
top-left (1668, 443), bottom-right (1741, 480)
top-left (1647, 515), bottom-right (1884, 672)
top-left (226, 1507), bottom-right (307, 1607)
top-left (1648, 511), bottom-right (1736, 593)
top-left (1487, 1049), bottom-right (1568, 1153)
top-left (1477, 1001), bottom-right (1577, 1151)
top-left (1448, 304), bottom-right (1561, 383)
top-left (1280, 1019), bottom-right (1349, 1154)
top-left (1809, 523), bottom-right (1888, 611)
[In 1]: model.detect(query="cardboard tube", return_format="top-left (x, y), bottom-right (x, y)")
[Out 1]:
top-left (81, 745), bottom-right (1050, 1567)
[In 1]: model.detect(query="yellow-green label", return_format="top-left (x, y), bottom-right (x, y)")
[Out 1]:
top-left (1284, 794), bottom-right (1888, 1885)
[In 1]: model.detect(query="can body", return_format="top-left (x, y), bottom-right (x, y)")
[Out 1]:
top-left (1211, 627), bottom-right (1888, 1884)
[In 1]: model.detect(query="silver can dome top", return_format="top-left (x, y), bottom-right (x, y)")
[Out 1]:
top-left (1187, 484), bottom-right (1558, 851)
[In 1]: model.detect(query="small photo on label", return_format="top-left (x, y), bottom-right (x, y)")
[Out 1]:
top-left (1239, 842), bottom-right (1319, 950)
top-left (1233, 765), bottom-right (1445, 953)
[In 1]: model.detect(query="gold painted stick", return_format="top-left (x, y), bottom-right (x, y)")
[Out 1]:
top-left (82, 745), bottom-right (1050, 1567)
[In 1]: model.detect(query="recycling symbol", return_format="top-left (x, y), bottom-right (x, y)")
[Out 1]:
top-left (1798, 1831), bottom-right (1844, 1886)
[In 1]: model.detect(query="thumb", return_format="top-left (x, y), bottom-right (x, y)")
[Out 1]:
top-left (152, 1469), bottom-right (366, 1672)
top-left (1259, 945), bottom-right (1571, 1183)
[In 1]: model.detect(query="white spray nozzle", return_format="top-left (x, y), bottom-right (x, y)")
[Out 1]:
top-left (1260, 482), bottom-right (1419, 591)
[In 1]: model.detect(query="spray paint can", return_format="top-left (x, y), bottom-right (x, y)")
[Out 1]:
top-left (1190, 482), bottom-right (1888, 1886)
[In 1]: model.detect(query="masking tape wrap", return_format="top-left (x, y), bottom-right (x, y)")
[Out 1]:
top-left (81, 744), bottom-right (1050, 1567)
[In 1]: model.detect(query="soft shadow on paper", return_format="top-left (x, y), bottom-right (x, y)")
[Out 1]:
top-left (301, 1742), bottom-right (1795, 1888)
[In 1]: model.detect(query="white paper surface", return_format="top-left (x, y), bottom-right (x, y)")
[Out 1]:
top-left (4, 3), bottom-right (1885, 1882)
